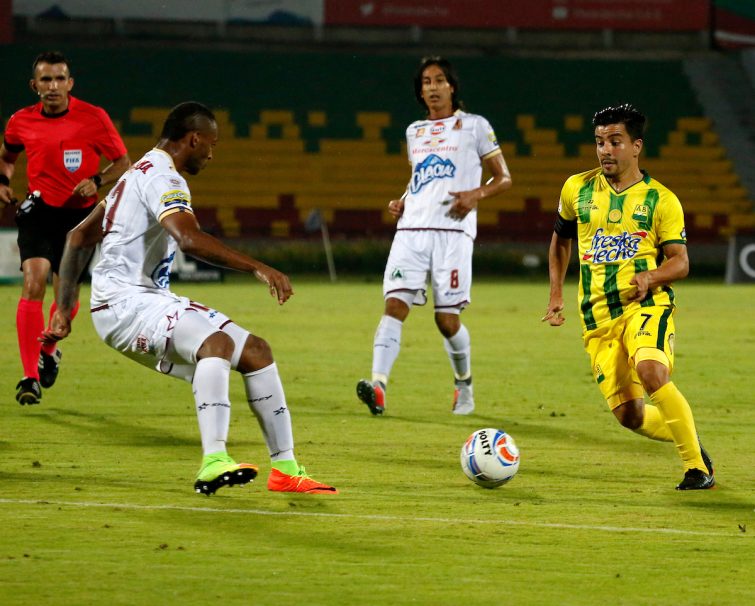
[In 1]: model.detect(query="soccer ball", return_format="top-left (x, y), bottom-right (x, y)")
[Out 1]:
top-left (460, 428), bottom-right (520, 488)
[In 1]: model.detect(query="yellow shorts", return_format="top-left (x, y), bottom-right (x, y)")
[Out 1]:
top-left (583, 305), bottom-right (676, 410)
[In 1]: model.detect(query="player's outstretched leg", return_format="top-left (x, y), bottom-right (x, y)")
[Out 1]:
top-left (356, 379), bottom-right (386, 415)
top-left (38, 348), bottom-right (62, 388)
top-left (194, 452), bottom-right (258, 496)
top-left (242, 359), bottom-right (338, 495)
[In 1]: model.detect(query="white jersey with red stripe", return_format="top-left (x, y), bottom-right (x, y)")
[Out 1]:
top-left (91, 148), bottom-right (193, 306)
top-left (398, 110), bottom-right (501, 239)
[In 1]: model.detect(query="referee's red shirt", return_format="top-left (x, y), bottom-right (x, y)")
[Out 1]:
top-left (3, 96), bottom-right (128, 209)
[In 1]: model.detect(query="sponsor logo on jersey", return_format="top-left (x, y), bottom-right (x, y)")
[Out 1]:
top-left (412, 144), bottom-right (458, 155)
top-left (63, 149), bottom-right (82, 173)
top-left (680, 228), bottom-right (686, 239)
top-left (169, 178), bottom-right (182, 186)
top-left (391, 268), bottom-right (403, 279)
top-left (579, 199), bottom-right (600, 213)
top-left (582, 228), bottom-right (647, 263)
top-left (487, 131), bottom-right (498, 146)
top-left (608, 209), bottom-right (622, 223)
top-left (430, 122), bottom-right (445, 136)
top-left (410, 154), bottom-right (456, 194)
top-left (161, 189), bottom-right (191, 209)
top-left (453, 118), bottom-right (463, 130)
top-left (415, 127), bottom-right (425, 137)
top-left (151, 251), bottom-right (175, 288)
top-left (422, 138), bottom-right (446, 147)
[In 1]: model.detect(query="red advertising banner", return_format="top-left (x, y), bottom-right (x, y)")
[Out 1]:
top-left (714, 8), bottom-right (755, 48)
top-left (324, 1), bottom-right (710, 31)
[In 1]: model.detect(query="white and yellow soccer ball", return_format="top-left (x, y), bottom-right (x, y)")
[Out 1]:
top-left (460, 428), bottom-right (520, 488)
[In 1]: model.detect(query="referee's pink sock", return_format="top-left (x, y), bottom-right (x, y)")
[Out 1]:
top-left (41, 300), bottom-right (79, 356)
top-left (17, 298), bottom-right (43, 380)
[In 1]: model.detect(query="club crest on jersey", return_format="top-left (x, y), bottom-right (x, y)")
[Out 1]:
top-left (582, 228), bottom-right (647, 263)
top-left (415, 127), bottom-right (425, 137)
top-left (410, 154), bottom-right (456, 194)
top-left (151, 251), bottom-right (176, 289)
top-left (631, 204), bottom-right (649, 222)
top-left (63, 149), bottom-right (82, 173)
top-left (135, 335), bottom-right (151, 354)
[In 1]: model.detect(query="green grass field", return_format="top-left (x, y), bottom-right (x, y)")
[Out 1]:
top-left (0, 278), bottom-right (753, 605)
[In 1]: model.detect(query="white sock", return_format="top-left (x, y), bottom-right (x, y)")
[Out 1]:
top-left (371, 315), bottom-right (403, 385)
top-left (243, 362), bottom-right (294, 461)
top-left (192, 357), bottom-right (232, 455)
top-left (444, 324), bottom-right (471, 382)
top-left (158, 360), bottom-right (195, 383)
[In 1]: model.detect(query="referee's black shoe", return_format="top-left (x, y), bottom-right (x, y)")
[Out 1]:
top-left (16, 378), bottom-right (42, 405)
top-left (38, 349), bottom-right (62, 388)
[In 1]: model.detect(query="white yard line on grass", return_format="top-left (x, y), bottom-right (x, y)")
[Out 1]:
top-left (0, 497), bottom-right (740, 538)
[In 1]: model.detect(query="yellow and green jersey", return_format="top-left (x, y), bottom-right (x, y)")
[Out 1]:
top-left (558, 167), bottom-right (687, 333)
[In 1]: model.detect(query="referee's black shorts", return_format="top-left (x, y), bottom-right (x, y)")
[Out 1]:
top-left (16, 200), bottom-right (95, 276)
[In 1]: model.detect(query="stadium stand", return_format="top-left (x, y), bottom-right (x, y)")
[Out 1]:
top-left (1, 48), bottom-right (753, 244)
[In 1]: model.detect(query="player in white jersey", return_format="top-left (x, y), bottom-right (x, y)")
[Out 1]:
top-left (42, 102), bottom-right (337, 496)
top-left (357, 56), bottom-right (512, 416)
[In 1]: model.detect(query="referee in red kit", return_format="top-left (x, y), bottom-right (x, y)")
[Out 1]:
top-left (0, 51), bottom-right (130, 405)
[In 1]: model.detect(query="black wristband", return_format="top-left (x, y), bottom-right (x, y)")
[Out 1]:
top-left (90, 174), bottom-right (102, 188)
top-left (0, 174), bottom-right (9, 187)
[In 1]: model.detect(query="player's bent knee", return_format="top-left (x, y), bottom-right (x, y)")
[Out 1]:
top-left (634, 350), bottom-right (670, 395)
top-left (236, 334), bottom-right (274, 374)
top-left (434, 312), bottom-right (461, 337)
top-left (613, 400), bottom-right (644, 429)
top-left (196, 331), bottom-right (235, 362)
top-left (385, 295), bottom-right (411, 320)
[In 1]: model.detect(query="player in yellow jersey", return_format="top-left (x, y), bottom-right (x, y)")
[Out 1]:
top-left (542, 104), bottom-right (714, 490)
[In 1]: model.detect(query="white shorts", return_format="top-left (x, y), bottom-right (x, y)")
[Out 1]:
top-left (90, 291), bottom-right (250, 375)
top-left (382, 229), bottom-right (473, 312)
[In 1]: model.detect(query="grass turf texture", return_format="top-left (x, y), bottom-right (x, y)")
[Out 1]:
top-left (0, 278), bottom-right (753, 605)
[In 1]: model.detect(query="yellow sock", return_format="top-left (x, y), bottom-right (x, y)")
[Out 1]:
top-left (649, 382), bottom-right (705, 472)
top-left (633, 404), bottom-right (673, 442)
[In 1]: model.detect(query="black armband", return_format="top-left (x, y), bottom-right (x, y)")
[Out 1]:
top-left (90, 174), bottom-right (102, 188)
top-left (554, 215), bottom-right (577, 239)
top-left (0, 174), bottom-right (9, 187)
